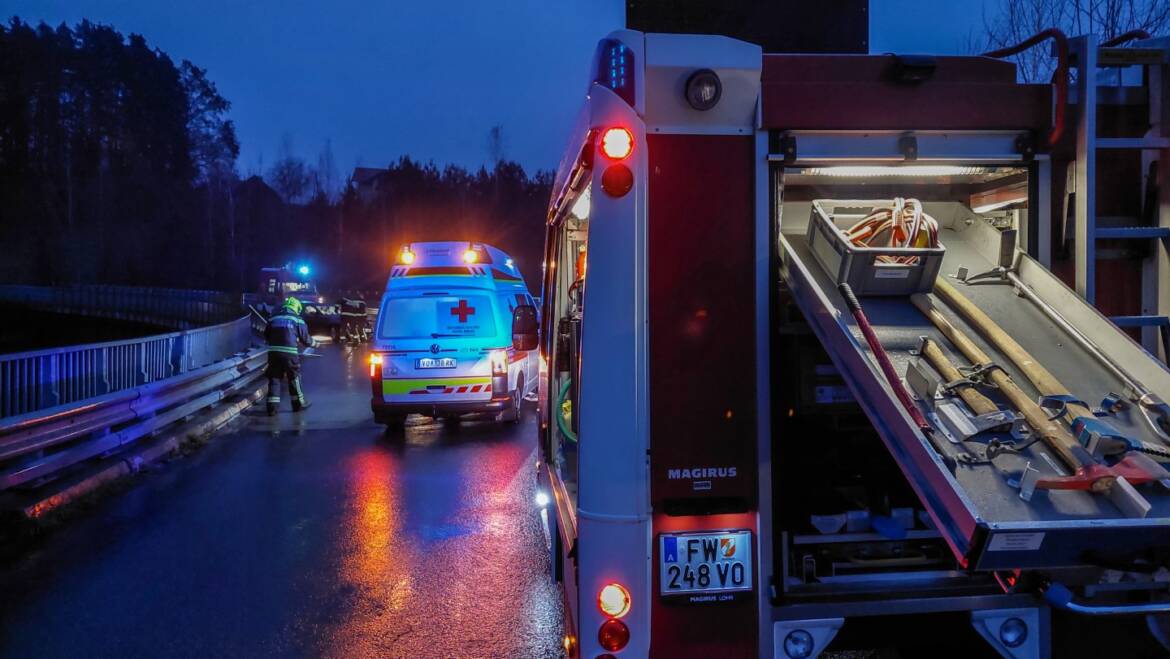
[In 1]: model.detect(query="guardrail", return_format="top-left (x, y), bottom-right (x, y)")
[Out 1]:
top-left (0, 349), bottom-right (266, 490)
top-left (0, 316), bottom-right (253, 419)
top-left (0, 284), bottom-right (270, 494)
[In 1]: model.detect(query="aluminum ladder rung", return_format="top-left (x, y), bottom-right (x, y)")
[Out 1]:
top-left (1097, 47), bottom-right (1169, 67)
top-left (1096, 137), bottom-right (1170, 149)
top-left (1095, 227), bottom-right (1170, 239)
top-left (1110, 315), bottom-right (1170, 328)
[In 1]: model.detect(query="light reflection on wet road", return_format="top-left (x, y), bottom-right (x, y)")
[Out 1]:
top-left (0, 344), bottom-right (563, 658)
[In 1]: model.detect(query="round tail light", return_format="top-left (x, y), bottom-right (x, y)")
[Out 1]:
top-left (598, 618), bottom-right (630, 652)
top-left (600, 127), bottom-right (634, 160)
top-left (598, 583), bottom-right (631, 618)
top-left (601, 165), bottom-right (633, 198)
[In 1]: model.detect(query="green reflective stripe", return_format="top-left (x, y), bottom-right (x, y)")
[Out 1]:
top-left (266, 396), bottom-right (280, 403)
top-left (269, 345), bottom-right (299, 354)
top-left (382, 377), bottom-right (490, 396)
top-left (270, 314), bottom-right (306, 325)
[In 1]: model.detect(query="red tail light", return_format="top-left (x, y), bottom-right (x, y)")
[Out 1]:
top-left (598, 618), bottom-right (629, 652)
top-left (598, 583), bottom-right (631, 618)
top-left (601, 127), bottom-right (633, 160)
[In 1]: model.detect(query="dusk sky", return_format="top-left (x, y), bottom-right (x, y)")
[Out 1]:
top-left (5, 1), bottom-right (992, 179)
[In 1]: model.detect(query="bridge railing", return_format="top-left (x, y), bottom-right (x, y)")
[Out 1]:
top-left (0, 316), bottom-right (254, 419)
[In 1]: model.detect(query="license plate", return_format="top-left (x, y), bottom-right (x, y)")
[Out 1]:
top-left (659, 530), bottom-right (752, 598)
top-left (416, 357), bottom-right (456, 369)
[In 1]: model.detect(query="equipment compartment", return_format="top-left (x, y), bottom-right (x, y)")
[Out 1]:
top-left (775, 162), bottom-right (1170, 573)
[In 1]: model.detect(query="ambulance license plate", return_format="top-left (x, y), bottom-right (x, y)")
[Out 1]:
top-left (416, 357), bottom-right (456, 369)
top-left (659, 530), bottom-right (752, 599)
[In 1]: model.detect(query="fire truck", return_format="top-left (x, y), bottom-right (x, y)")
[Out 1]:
top-left (535, 29), bottom-right (1170, 658)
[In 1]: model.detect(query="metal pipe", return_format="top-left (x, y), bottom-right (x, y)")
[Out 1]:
top-left (981, 28), bottom-right (1070, 146)
top-left (1044, 582), bottom-right (1170, 616)
top-left (1003, 270), bottom-right (1170, 442)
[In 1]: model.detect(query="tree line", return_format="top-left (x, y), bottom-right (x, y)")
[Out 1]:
top-left (0, 18), bottom-right (552, 294)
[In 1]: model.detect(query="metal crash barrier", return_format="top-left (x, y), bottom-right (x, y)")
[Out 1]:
top-left (0, 285), bottom-right (265, 491)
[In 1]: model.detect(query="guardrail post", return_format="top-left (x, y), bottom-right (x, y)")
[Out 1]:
top-left (45, 353), bottom-right (60, 409)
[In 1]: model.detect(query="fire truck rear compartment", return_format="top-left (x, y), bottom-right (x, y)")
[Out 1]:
top-left (773, 167), bottom-right (1170, 580)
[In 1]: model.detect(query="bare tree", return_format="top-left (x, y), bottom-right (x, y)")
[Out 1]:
top-left (313, 139), bottom-right (338, 203)
top-left (487, 124), bottom-right (505, 166)
top-left (267, 133), bottom-right (310, 203)
top-left (979, 0), bottom-right (1170, 81)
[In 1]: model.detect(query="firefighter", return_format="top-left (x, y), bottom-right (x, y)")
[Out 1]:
top-left (265, 296), bottom-right (316, 415)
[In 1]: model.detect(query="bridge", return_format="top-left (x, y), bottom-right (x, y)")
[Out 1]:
top-left (0, 285), bottom-right (560, 657)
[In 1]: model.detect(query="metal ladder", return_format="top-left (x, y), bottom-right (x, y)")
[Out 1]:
top-left (1070, 34), bottom-right (1170, 363)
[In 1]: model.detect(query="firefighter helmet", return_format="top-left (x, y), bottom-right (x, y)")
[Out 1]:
top-left (282, 297), bottom-right (304, 315)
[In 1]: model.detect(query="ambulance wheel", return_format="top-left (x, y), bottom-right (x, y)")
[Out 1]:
top-left (499, 376), bottom-right (523, 424)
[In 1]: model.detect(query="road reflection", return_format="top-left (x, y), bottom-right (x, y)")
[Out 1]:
top-left (323, 418), bottom-right (562, 658)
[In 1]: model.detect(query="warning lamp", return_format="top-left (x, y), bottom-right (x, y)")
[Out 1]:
top-left (368, 353), bottom-right (383, 378)
top-left (297, 264), bottom-right (311, 277)
top-left (598, 618), bottom-right (630, 652)
top-left (399, 247), bottom-right (415, 265)
top-left (601, 164), bottom-right (634, 198)
top-left (601, 127), bottom-right (633, 160)
top-left (463, 249), bottom-right (479, 264)
top-left (598, 583), bottom-right (631, 618)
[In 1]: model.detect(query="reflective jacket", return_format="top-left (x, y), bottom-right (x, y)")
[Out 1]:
top-left (265, 312), bottom-right (314, 355)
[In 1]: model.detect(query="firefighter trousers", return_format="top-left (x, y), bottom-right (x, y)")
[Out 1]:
top-left (266, 353), bottom-right (309, 412)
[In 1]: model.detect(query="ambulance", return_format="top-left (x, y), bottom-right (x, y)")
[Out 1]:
top-left (368, 241), bottom-right (539, 426)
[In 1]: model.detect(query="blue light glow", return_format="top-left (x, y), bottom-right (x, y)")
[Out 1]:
top-left (298, 265), bottom-right (311, 276)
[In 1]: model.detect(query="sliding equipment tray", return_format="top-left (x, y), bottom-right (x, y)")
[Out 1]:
top-left (779, 203), bottom-right (1170, 571)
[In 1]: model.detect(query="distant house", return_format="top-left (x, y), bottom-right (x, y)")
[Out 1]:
top-left (351, 167), bottom-right (388, 204)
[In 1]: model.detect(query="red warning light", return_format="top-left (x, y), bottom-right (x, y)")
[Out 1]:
top-left (601, 127), bottom-right (634, 160)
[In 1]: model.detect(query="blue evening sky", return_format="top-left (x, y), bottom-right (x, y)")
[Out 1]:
top-left (4, 1), bottom-right (991, 177)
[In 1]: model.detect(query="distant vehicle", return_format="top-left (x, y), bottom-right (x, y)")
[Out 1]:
top-left (254, 265), bottom-right (339, 337)
top-left (368, 241), bottom-right (538, 427)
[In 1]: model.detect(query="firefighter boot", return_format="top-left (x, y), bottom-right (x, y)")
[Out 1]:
top-left (266, 379), bottom-right (281, 416)
top-left (289, 375), bottom-right (310, 412)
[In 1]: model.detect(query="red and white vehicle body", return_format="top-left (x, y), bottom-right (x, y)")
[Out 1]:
top-left (537, 28), bottom-right (1170, 659)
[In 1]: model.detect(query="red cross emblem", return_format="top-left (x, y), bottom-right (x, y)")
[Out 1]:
top-left (450, 299), bottom-right (476, 323)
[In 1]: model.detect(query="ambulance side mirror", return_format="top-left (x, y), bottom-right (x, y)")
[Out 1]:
top-left (512, 305), bottom-right (539, 351)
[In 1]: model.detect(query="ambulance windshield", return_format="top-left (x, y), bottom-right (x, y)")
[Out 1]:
top-left (379, 294), bottom-right (497, 340)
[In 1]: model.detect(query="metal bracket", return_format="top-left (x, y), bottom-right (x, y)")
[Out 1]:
top-left (898, 132), bottom-right (918, 161)
top-left (955, 264), bottom-right (1010, 286)
top-left (905, 359), bottom-right (1023, 444)
top-left (778, 131), bottom-right (797, 164)
top-left (1037, 394), bottom-right (1090, 421)
top-left (1015, 132), bottom-right (1037, 162)
top-left (958, 362), bottom-right (1007, 388)
top-left (1018, 463), bottom-right (1041, 501)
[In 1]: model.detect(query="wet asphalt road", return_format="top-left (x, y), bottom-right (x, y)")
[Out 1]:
top-left (0, 344), bottom-right (563, 659)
